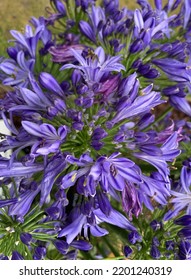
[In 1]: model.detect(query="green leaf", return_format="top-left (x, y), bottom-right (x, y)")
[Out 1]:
top-left (29, 222), bottom-right (56, 230)
top-left (22, 209), bottom-right (45, 229)
top-left (31, 233), bottom-right (57, 241)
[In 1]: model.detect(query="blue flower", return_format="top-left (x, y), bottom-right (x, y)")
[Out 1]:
top-left (22, 121), bottom-right (67, 155)
top-left (164, 159), bottom-right (191, 220)
top-left (20, 233), bottom-right (33, 245)
top-left (152, 58), bottom-right (191, 82)
top-left (150, 245), bottom-right (161, 259)
top-left (175, 215), bottom-right (191, 226)
top-left (134, 132), bottom-right (180, 182)
top-left (58, 211), bottom-right (87, 243)
top-left (60, 47), bottom-right (125, 87)
top-left (7, 73), bottom-right (67, 118)
top-left (11, 251), bottom-right (24, 260)
top-left (79, 21), bottom-right (97, 43)
top-left (183, 0), bottom-right (191, 28)
top-left (150, 220), bottom-right (162, 231)
top-left (0, 51), bottom-right (34, 87)
top-left (33, 246), bottom-right (47, 260)
top-left (128, 231), bottom-right (142, 244)
top-left (94, 207), bottom-right (136, 231)
top-left (133, 7), bottom-right (175, 47)
top-left (10, 25), bottom-right (43, 58)
top-left (0, 197), bottom-right (17, 208)
top-left (53, 240), bottom-right (69, 255)
top-left (178, 227), bottom-right (191, 240)
top-left (8, 187), bottom-right (40, 222)
top-left (46, 189), bottom-right (68, 220)
top-left (39, 72), bottom-right (65, 97)
top-left (124, 245), bottom-right (133, 258)
top-left (0, 157), bottom-right (43, 178)
top-left (169, 95), bottom-right (191, 117)
top-left (53, 0), bottom-right (66, 15)
top-left (40, 153), bottom-right (66, 205)
top-left (166, 240), bottom-right (175, 251)
top-left (139, 173), bottom-right (171, 209)
top-left (79, 5), bottom-right (106, 42)
top-left (70, 240), bottom-right (93, 251)
top-left (111, 84), bottom-right (164, 125)
top-left (0, 0), bottom-right (189, 260)
top-left (98, 153), bottom-right (142, 192)
top-left (178, 240), bottom-right (191, 260)
top-left (61, 153), bottom-right (100, 196)
top-left (122, 182), bottom-right (142, 219)
top-left (58, 205), bottom-right (135, 244)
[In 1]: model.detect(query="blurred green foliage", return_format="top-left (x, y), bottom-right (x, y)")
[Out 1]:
top-left (0, 0), bottom-right (50, 55)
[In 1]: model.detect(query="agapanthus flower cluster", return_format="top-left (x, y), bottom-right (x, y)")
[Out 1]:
top-left (0, 0), bottom-right (191, 260)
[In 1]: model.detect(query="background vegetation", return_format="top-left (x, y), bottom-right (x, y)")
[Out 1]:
top-left (0, 0), bottom-right (161, 55)
top-left (0, 0), bottom-right (50, 54)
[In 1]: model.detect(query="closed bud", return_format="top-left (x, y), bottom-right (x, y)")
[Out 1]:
top-left (54, 0), bottom-right (66, 15)
top-left (150, 245), bottom-right (161, 259)
top-left (124, 245), bottom-right (133, 258)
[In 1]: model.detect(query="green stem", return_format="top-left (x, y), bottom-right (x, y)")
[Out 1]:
top-left (103, 236), bottom-right (120, 257)
top-left (103, 256), bottom-right (125, 260)
top-left (0, 209), bottom-right (14, 225)
top-left (22, 211), bottom-right (45, 229)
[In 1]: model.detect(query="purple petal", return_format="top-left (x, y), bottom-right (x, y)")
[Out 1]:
top-left (112, 158), bottom-right (135, 167)
top-left (140, 145), bottom-right (162, 156)
top-left (53, 240), bottom-right (69, 254)
top-left (9, 188), bottom-right (40, 218)
top-left (26, 30), bottom-right (41, 58)
top-left (17, 51), bottom-right (28, 71)
top-left (66, 155), bottom-right (86, 166)
top-left (180, 166), bottom-right (191, 193)
top-left (58, 214), bottom-right (86, 244)
top-left (154, 0), bottom-right (162, 10)
top-left (33, 246), bottom-right (46, 260)
top-left (94, 208), bottom-right (136, 231)
top-left (39, 72), bottom-right (64, 97)
top-left (170, 96), bottom-right (191, 116)
top-left (11, 251), bottom-right (24, 260)
top-left (0, 162), bottom-right (43, 177)
top-left (134, 9), bottom-right (144, 33)
top-left (20, 233), bottom-right (32, 245)
top-left (36, 141), bottom-right (60, 155)
top-left (60, 63), bottom-right (79, 71)
top-left (29, 73), bottom-right (51, 105)
top-left (0, 61), bottom-right (19, 75)
top-left (134, 153), bottom-right (168, 179)
top-left (58, 126), bottom-right (67, 140)
top-left (79, 21), bottom-right (96, 43)
top-left (22, 121), bottom-right (44, 137)
top-left (90, 224), bottom-right (109, 237)
top-left (117, 167), bottom-right (142, 184)
top-left (10, 30), bottom-right (28, 49)
top-left (0, 198), bottom-right (17, 208)
top-left (162, 132), bottom-right (179, 151)
top-left (184, 0), bottom-right (191, 28)
top-left (20, 88), bottom-right (44, 107)
top-left (86, 175), bottom-right (96, 196)
top-left (70, 240), bottom-right (93, 251)
top-left (108, 173), bottom-right (125, 191)
top-left (95, 47), bottom-right (105, 64)
top-left (61, 171), bottom-right (78, 189)
top-left (40, 123), bottom-right (58, 138)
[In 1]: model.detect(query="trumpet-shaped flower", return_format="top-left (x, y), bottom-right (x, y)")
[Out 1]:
top-left (22, 121), bottom-right (67, 155)
top-left (60, 46), bottom-right (125, 87)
